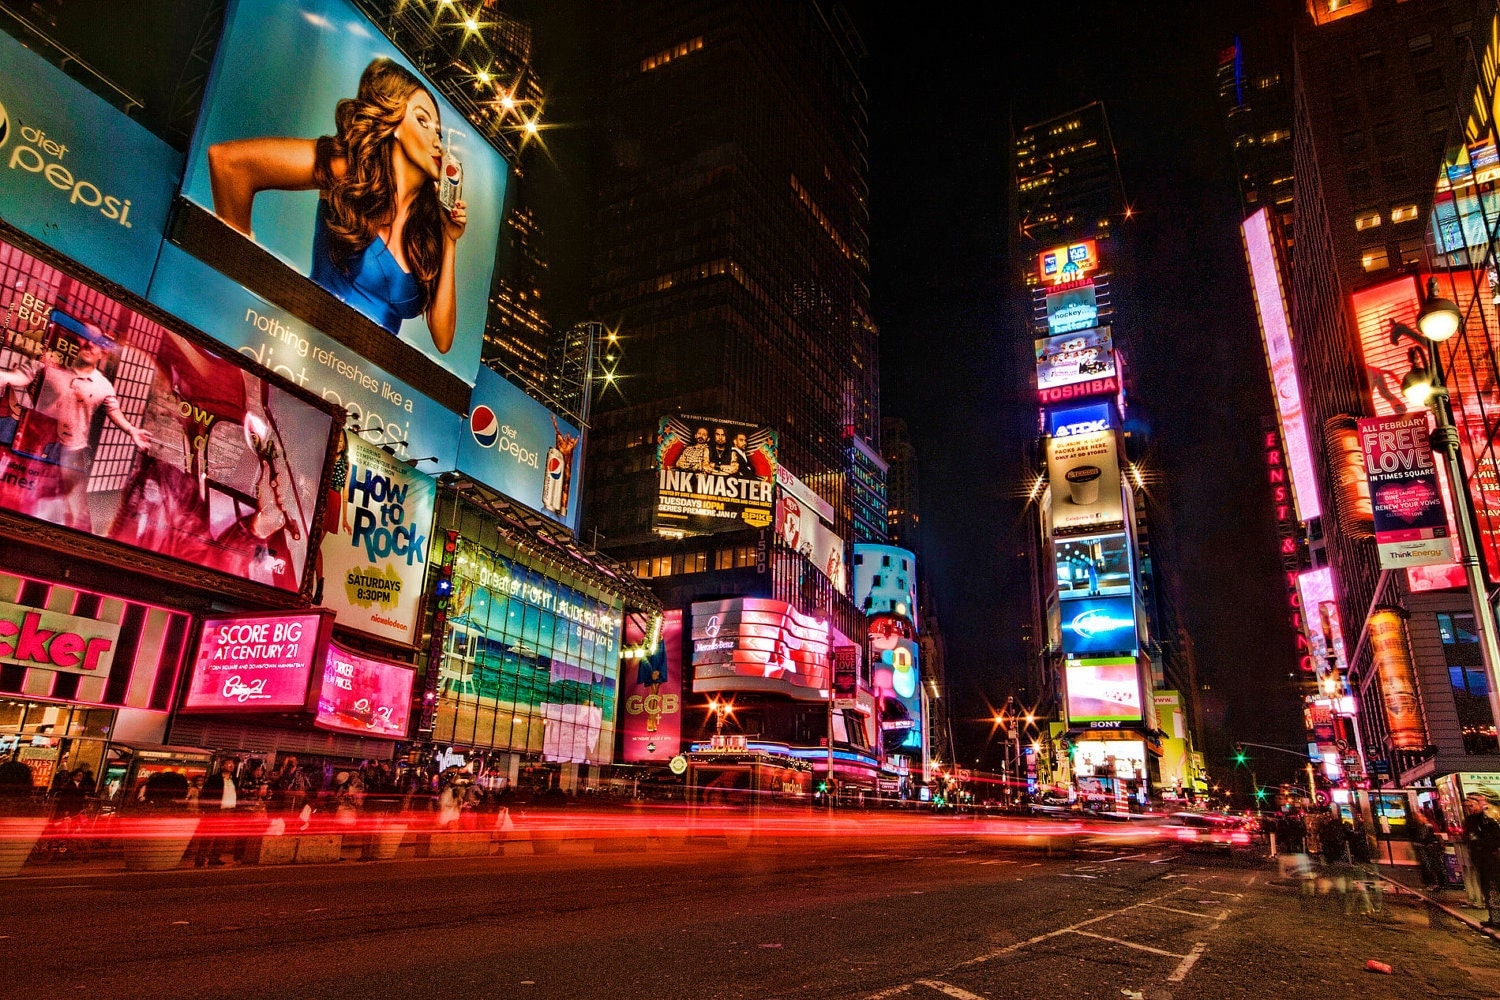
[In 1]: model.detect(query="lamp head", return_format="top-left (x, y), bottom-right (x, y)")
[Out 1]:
top-left (1417, 277), bottom-right (1461, 342)
top-left (1401, 369), bottom-right (1435, 407)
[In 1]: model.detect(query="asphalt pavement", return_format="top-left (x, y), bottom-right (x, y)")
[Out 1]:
top-left (3, 832), bottom-right (1500, 999)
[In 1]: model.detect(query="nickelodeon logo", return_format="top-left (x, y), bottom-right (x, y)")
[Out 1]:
top-left (0, 97), bottom-right (136, 227)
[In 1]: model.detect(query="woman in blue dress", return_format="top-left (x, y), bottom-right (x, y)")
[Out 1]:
top-left (206, 58), bottom-right (467, 353)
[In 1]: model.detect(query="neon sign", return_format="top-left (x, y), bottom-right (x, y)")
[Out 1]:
top-left (1038, 240), bottom-right (1099, 286)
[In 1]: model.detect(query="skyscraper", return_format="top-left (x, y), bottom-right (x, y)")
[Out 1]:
top-left (580, 0), bottom-right (882, 790)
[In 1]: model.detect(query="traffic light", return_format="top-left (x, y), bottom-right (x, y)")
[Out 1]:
top-left (1234, 745), bottom-right (1248, 766)
top-left (1254, 786), bottom-right (1267, 803)
top-left (817, 780), bottom-right (829, 793)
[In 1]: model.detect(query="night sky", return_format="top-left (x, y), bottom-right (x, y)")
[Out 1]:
top-left (863, 3), bottom-right (1310, 783)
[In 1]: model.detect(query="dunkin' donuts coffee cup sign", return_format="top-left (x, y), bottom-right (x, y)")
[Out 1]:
top-left (1047, 428), bottom-right (1123, 535)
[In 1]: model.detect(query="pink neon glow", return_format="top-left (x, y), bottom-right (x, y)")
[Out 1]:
top-left (1296, 568), bottom-right (1348, 675)
top-left (1243, 208), bottom-right (1320, 520)
top-left (315, 642), bottom-right (415, 738)
top-left (620, 610), bottom-right (684, 764)
top-left (184, 612), bottom-right (324, 710)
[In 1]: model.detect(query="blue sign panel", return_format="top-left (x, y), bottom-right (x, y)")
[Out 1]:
top-left (147, 242), bottom-right (461, 466)
top-left (0, 30), bottom-right (183, 293)
top-left (457, 365), bottom-right (584, 532)
top-left (1059, 595), bottom-right (1138, 656)
top-left (1046, 401), bottom-right (1114, 439)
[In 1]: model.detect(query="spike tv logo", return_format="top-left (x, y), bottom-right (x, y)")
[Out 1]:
top-left (0, 95), bottom-right (136, 228)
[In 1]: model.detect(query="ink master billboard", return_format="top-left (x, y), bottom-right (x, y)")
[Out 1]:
top-left (0, 30), bottom-right (183, 295)
top-left (179, 0), bottom-right (509, 385)
top-left (319, 430), bottom-right (437, 644)
top-left (0, 235), bottom-right (336, 593)
top-left (656, 415), bottom-right (777, 534)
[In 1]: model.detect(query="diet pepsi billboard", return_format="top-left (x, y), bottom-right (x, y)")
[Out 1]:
top-left (457, 366), bottom-right (583, 531)
top-left (1059, 595), bottom-right (1138, 656)
top-left (0, 29), bottom-right (183, 294)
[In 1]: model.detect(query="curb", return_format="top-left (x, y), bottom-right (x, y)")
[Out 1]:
top-left (1375, 872), bottom-right (1500, 943)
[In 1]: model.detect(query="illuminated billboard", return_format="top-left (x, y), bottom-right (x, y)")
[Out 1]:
top-left (1351, 275), bottom-right (1422, 418)
top-left (0, 31), bottom-right (183, 295)
top-left (1369, 608), bottom-right (1426, 751)
top-left (871, 616), bottom-right (922, 754)
top-left (1045, 283), bottom-right (1099, 335)
top-left (620, 611), bottom-right (683, 764)
top-left (319, 430), bottom-right (438, 644)
top-left (1055, 533), bottom-right (1132, 599)
top-left (0, 235), bottom-right (337, 594)
top-left (1065, 657), bottom-right (1143, 725)
top-left (853, 544), bottom-right (919, 626)
top-left (1036, 327), bottom-right (1115, 393)
top-left (315, 641), bottom-right (415, 738)
top-left (1297, 568), bottom-right (1348, 676)
top-left (1047, 429), bottom-right (1124, 535)
top-left (1243, 208), bottom-right (1319, 521)
top-left (1046, 401), bottom-right (1113, 439)
top-left (1059, 597), bottom-right (1138, 656)
top-left (458, 366), bottom-right (585, 531)
top-left (180, 0), bottom-right (508, 386)
top-left (183, 611), bottom-right (333, 712)
top-left (775, 466), bottom-right (847, 594)
top-left (1358, 414), bottom-right (1454, 569)
top-left (655, 415), bottom-right (777, 534)
top-left (690, 598), bottom-right (832, 698)
top-left (1038, 240), bottom-right (1099, 286)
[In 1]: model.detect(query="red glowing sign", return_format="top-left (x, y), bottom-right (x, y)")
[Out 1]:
top-left (690, 597), bottom-right (832, 698)
top-left (183, 611), bottom-right (330, 711)
top-left (1038, 374), bottom-right (1120, 405)
top-left (314, 642), bottom-right (414, 738)
top-left (620, 610), bottom-right (684, 764)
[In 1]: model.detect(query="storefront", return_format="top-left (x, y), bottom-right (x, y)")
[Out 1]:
top-left (422, 482), bottom-right (659, 793)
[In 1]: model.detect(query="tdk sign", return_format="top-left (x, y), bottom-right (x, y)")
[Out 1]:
top-left (1047, 402), bottom-right (1114, 439)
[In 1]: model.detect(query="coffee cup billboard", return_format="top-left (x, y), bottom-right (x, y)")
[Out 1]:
top-left (179, 0), bottom-right (508, 386)
top-left (1047, 428), bottom-right (1123, 535)
top-left (0, 235), bottom-right (335, 593)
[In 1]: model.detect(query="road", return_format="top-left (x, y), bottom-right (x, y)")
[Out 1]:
top-left (4, 831), bottom-right (1500, 999)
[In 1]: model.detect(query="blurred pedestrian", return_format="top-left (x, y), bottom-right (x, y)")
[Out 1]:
top-left (1413, 814), bottom-right (1445, 890)
top-left (195, 758), bottom-right (240, 867)
top-left (1463, 792), bottom-right (1500, 927)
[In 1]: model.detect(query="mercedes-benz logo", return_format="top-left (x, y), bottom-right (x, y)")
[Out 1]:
top-left (705, 614), bottom-right (721, 639)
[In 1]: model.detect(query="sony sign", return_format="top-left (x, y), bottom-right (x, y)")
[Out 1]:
top-left (0, 599), bottom-right (119, 676)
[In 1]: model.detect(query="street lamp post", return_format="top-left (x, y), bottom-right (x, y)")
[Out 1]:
top-left (1392, 281), bottom-right (1500, 734)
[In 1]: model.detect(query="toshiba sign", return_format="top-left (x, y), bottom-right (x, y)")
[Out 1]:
top-left (0, 600), bottom-right (119, 675)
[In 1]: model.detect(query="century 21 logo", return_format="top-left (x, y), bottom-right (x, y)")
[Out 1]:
top-left (0, 98), bottom-right (135, 227)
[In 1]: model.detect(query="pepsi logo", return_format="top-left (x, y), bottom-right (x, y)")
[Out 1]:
top-left (546, 453), bottom-right (564, 475)
top-left (470, 405), bottom-right (499, 447)
top-left (0, 99), bottom-right (8, 150)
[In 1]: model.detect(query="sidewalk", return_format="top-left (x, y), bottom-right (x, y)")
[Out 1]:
top-left (1376, 859), bottom-right (1500, 941)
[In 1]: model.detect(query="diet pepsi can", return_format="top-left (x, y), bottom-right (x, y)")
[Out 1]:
top-left (543, 447), bottom-right (566, 515)
top-left (439, 152), bottom-right (463, 211)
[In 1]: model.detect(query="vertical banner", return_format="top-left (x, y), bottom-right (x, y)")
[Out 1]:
top-left (318, 431), bottom-right (437, 644)
top-left (620, 610), bottom-right (682, 763)
top-left (1358, 414), bottom-right (1454, 569)
top-left (1369, 608), bottom-right (1427, 751)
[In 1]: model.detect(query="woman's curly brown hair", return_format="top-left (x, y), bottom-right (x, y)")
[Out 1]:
top-left (313, 58), bottom-right (441, 310)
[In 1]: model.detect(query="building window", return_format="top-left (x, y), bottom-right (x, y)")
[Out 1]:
top-left (1355, 210), bottom-right (1382, 231)
top-left (1415, 67), bottom-right (1445, 94)
top-left (1340, 131), bottom-right (1367, 155)
top-left (715, 548), bottom-right (734, 571)
top-left (1361, 246), bottom-right (1390, 272)
top-left (1398, 237), bottom-right (1425, 266)
top-left (640, 36), bottom-right (704, 73)
top-left (1346, 167), bottom-right (1373, 202)
top-left (1408, 33), bottom-right (1434, 55)
top-left (1380, 157), bottom-right (1409, 186)
top-left (1390, 203), bottom-right (1419, 224)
